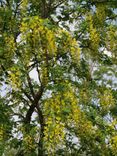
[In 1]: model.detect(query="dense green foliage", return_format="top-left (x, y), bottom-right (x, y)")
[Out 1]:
top-left (0, 0), bottom-right (117, 155)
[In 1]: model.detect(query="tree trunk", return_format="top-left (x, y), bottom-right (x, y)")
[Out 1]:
top-left (36, 105), bottom-right (45, 156)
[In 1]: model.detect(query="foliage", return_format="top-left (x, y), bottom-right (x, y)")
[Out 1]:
top-left (0, 0), bottom-right (117, 155)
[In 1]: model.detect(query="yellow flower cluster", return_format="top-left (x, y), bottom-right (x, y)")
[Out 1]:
top-left (56, 29), bottom-right (71, 52)
top-left (41, 66), bottom-right (48, 86)
top-left (106, 26), bottom-right (117, 55)
top-left (78, 120), bottom-right (94, 138)
top-left (20, 0), bottom-right (28, 15)
top-left (63, 90), bottom-right (81, 125)
top-left (46, 29), bottom-right (57, 56)
top-left (44, 118), bottom-right (65, 154)
top-left (56, 29), bottom-right (80, 62)
top-left (109, 119), bottom-right (117, 131)
top-left (23, 48), bottom-right (33, 66)
top-left (23, 134), bottom-right (36, 151)
top-left (43, 85), bottom-right (82, 153)
top-left (20, 17), bottom-right (57, 58)
top-left (63, 88), bottom-right (94, 138)
top-left (4, 35), bottom-right (15, 59)
top-left (110, 135), bottom-right (117, 155)
top-left (0, 126), bottom-right (4, 141)
top-left (99, 89), bottom-right (115, 111)
top-left (90, 26), bottom-right (100, 50)
top-left (87, 14), bottom-right (100, 51)
top-left (96, 4), bottom-right (106, 26)
top-left (70, 38), bottom-right (80, 63)
top-left (44, 95), bottom-right (65, 153)
top-left (9, 66), bottom-right (22, 89)
top-left (79, 89), bottom-right (89, 104)
top-left (20, 16), bottom-right (80, 65)
top-left (44, 95), bottom-right (61, 115)
top-left (21, 0), bottom-right (28, 8)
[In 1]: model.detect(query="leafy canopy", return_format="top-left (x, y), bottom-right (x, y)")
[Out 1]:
top-left (0, 0), bottom-right (117, 155)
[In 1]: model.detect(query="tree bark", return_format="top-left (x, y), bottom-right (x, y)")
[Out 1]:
top-left (24, 85), bottom-right (44, 124)
top-left (36, 105), bottom-right (45, 156)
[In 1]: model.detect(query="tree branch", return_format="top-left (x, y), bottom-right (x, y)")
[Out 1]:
top-left (24, 85), bottom-right (44, 124)
top-left (52, 0), bottom-right (67, 10)
top-left (6, 0), bottom-right (10, 8)
top-left (27, 73), bottom-right (35, 99)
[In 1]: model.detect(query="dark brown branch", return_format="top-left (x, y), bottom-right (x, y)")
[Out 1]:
top-left (106, 14), bottom-right (117, 21)
top-left (40, 0), bottom-right (67, 18)
top-left (1, 65), bottom-right (8, 76)
top-left (24, 85), bottom-right (44, 124)
top-left (6, 0), bottom-right (10, 8)
top-left (27, 73), bottom-right (35, 99)
top-left (34, 85), bottom-right (44, 104)
top-left (52, 0), bottom-right (67, 10)
top-left (0, 1), bottom-right (6, 7)
top-left (24, 104), bottom-right (35, 124)
top-left (41, 0), bottom-right (47, 18)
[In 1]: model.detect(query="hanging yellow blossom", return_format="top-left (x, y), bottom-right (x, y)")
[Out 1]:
top-left (106, 26), bottom-right (117, 59)
top-left (0, 126), bottom-right (4, 142)
top-left (4, 35), bottom-right (15, 59)
top-left (23, 134), bottom-right (36, 151)
top-left (99, 89), bottom-right (115, 111)
top-left (96, 4), bottom-right (106, 26)
top-left (8, 66), bottom-right (22, 89)
top-left (20, 16), bottom-right (80, 68)
top-left (56, 29), bottom-right (80, 62)
top-left (43, 84), bottom-right (82, 154)
top-left (110, 135), bottom-right (117, 155)
top-left (87, 14), bottom-right (100, 51)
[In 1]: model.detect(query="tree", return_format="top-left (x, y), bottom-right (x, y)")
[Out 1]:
top-left (0, 0), bottom-right (117, 155)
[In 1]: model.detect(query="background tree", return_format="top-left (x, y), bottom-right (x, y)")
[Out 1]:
top-left (0, 0), bottom-right (117, 155)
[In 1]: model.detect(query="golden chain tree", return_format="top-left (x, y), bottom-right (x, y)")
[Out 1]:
top-left (0, 0), bottom-right (117, 155)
